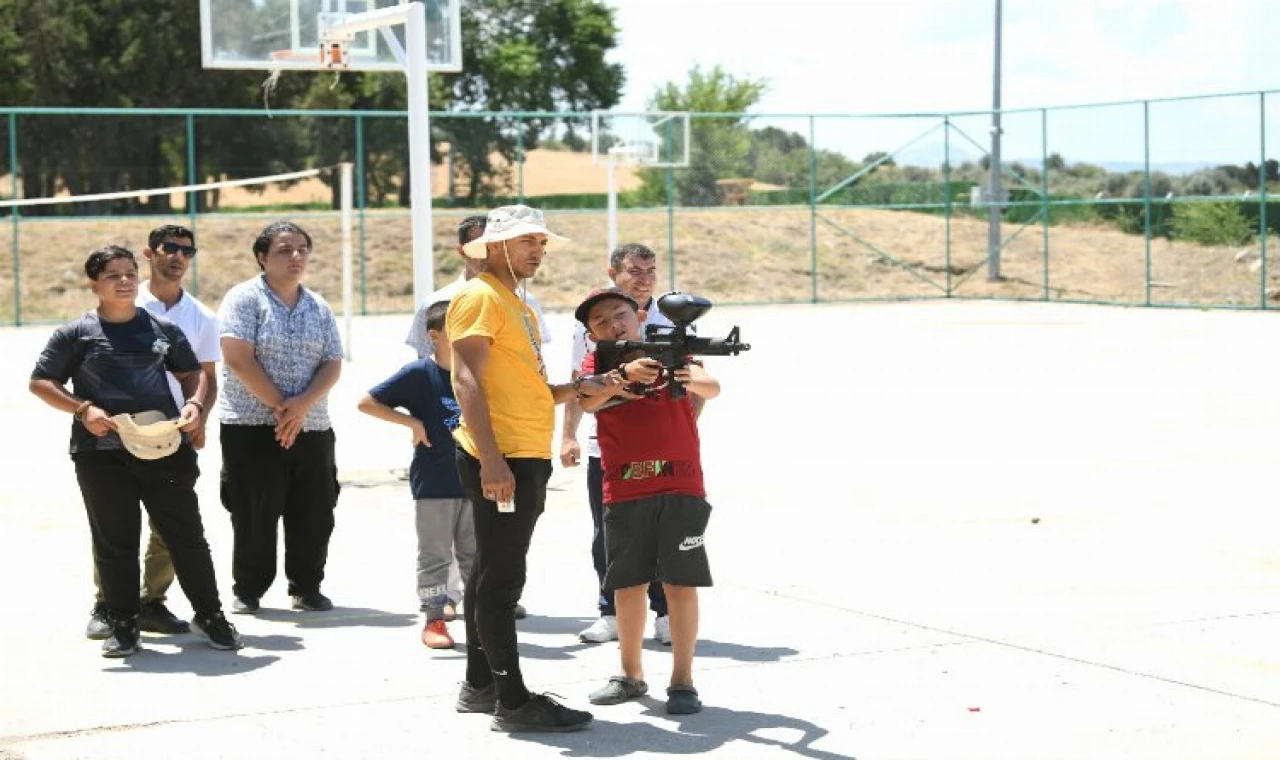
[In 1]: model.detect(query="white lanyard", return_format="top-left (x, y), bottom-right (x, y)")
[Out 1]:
top-left (516, 292), bottom-right (546, 380)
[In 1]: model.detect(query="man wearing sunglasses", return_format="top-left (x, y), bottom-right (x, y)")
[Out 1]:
top-left (82, 224), bottom-right (222, 641)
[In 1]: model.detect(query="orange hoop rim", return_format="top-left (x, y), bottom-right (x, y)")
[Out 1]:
top-left (269, 49), bottom-right (320, 63)
top-left (268, 46), bottom-right (352, 68)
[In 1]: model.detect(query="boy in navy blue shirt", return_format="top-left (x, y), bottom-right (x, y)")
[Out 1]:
top-left (358, 301), bottom-right (472, 649)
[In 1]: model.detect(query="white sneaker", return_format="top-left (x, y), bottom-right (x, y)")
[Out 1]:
top-left (579, 615), bottom-right (619, 643)
top-left (653, 615), bottom-right (672, 645)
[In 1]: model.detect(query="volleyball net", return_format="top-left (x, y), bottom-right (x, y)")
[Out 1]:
top-left (0, 164), bottom-right (357, 359)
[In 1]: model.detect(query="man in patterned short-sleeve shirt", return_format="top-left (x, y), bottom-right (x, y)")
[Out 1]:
top-left (217, 220), bottom-right (344, 614)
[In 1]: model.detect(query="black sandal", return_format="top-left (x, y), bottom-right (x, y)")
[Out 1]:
top-left (666, 684), bottom-right (702, 714)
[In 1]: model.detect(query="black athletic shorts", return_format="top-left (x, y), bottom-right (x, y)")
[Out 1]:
top-left (602, 493), bottom-right (713, 591)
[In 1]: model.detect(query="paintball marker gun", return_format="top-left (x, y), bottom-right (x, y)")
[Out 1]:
top-left (595, 292), bottom-right (751, 398)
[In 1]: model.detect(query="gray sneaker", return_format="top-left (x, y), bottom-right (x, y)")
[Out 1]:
top-left (101, 617), bottom-right (139, 658)
top-left (86, 603), bottom-right (111, 640)
top-left (491, 693), bottom-right (593, 733)
top-left (192, 613), bottom-right (244, 650)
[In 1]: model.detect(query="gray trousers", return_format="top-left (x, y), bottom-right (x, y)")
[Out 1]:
top-left (93, 520), bottom-right (174, 603)
top-left (416, 497), bottom-right (475, 620)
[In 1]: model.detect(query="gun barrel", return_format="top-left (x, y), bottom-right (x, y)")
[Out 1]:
top-left (691, 338), bottom-right (751, 356)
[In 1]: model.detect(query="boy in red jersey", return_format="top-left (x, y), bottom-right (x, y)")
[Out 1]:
top-left (573, 287), bottom-right (720, 715)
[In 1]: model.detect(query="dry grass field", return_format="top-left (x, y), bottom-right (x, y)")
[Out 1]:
top-left (1, 206), bottom-right (1275, 324)
top-left (1, 145), bottom-right (1275, 322)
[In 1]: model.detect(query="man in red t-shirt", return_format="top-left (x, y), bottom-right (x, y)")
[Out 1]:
top-left (573, 287), bottom-right (721, 716)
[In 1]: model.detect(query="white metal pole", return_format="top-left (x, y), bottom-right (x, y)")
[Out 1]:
top-left (606, 154), bottom-right (618, 263)
top-left (340, 161), bottom-right (354, 361)
top-left (987, 0), bottom-right (1004, 281)
top-left (405, 0), bottom-right (435, 306)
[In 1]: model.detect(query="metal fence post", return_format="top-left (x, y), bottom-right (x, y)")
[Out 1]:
top-left (943, 117), bottom-right (953, 296)
top-left (665, 163), bottom-right (675, 291)
top-left (663, 117), bottom-right (676, 291)
top-left (808, 115), bottom-right (818, 303)
top-left (1260, 92), bottom-right (1269, 309)
top-left (8, 113), bottom-right (18, 326)
top-left (186, 113), bottom-right (199, 297)
top-left (1143, 101), bottom-right (1152, 306)
top-left (356, 113), bottom-right (368, 315)
top-left (1041, 108), bottom-right (1050, 300)
top-left (517, 119), bottom-right (525, 203)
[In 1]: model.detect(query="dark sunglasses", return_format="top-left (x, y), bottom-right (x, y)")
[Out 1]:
top-left (159, 241), bottom-right (198, 258)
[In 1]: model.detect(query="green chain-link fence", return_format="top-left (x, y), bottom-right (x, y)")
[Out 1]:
top-left (1, 89), bottom-right (1276, 325)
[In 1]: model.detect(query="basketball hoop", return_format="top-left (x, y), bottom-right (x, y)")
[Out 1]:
top-left (607, 142), bottom-right (658, 165)
top-left (268, 45), bottom-right (350, 70)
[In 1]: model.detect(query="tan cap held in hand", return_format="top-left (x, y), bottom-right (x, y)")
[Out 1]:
top-left (110, 410), bottom-right (182, 460)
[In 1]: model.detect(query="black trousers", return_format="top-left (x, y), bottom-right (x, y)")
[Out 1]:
top-left (73, 445), bottom-right (222, 619)
top-left (589, 456), bottom-right (667, 617)
top-left (219, 425), bottom-right (339, 601)
top-left (456, 448), bottom-right (551, 709)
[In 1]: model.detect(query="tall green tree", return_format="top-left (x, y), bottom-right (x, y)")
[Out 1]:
top-left (0, 0), bottom-right (309, 209)
top-left (635, 65), bottom-right (767, 206)
top-left (0, 0), bottom-right (625, 209)
top-left (741, 126), bottom-right (857, 199)
top-left (0, 0), bottom-right (317, 213)
top-left (301, 0), bottom-right (625, 205)
top-left (433, 0), bottom-right (624, 201)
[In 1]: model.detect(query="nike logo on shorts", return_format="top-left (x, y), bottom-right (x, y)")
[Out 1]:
top-left (678, 536), bottom-right (705, 551)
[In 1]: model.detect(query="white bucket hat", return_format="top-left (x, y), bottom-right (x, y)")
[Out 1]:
top-left (461, 204), bottom-right (568, 259)
top-left (111, 410), bottom-right (183, 460)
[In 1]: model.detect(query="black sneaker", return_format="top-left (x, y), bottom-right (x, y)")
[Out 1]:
top-left (86, 603), bottom-right (110, 640)
top-left (291, 592), bottom-right (333, 611)
top-left (456, 681), bottom-right (498, 714)
top-left (491, 693), bottom-right (593, 733)
top-left (137, 600), bottom-right (191, 634)
top-left (101, 617), bottom-right (139, 658)
top-left (192, 613), bottom-right (244, 650)
top-left (231, 597), bottom-right (260, 614)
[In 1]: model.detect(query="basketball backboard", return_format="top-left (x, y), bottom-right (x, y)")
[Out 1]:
top-left (200, 0), bottom-right (461, 72)
top-left (591, 112), bottom-right (691, 168)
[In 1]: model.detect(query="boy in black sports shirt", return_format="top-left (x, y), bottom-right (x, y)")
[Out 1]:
top-left (29, 246), bottom-right (242, 657)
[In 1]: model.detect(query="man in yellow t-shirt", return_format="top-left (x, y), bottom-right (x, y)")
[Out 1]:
top-left (447, 205), bottom-right (602, 733)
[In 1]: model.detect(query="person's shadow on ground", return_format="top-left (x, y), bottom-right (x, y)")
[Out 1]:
top-left (104, 633), bottom-right (302, 677)
top-left (516, 629), bottom-right (800, 662)
top-left (252, 606), bottom-right (418, 630)
top-left (518, 614), bottom-right (597, 636)
top-left (692, 638), bottom-right (798, 662)
top-left (509, 700), bottom-right (854, 759)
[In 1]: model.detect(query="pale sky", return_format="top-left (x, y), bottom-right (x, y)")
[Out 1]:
top-left (605, 0), bottom-right (1279, 167)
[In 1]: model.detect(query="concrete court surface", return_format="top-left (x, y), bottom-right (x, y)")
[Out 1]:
top-left (0, 299), bottom-right (1278, 760)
